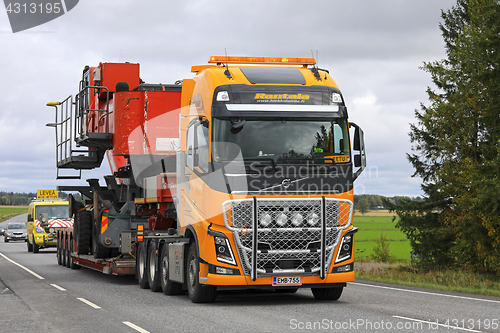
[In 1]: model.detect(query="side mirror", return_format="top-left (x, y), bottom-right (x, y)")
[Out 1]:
top-left (27, 214), bottom-right (33, 222)
top-left (354, 154), bottom-right (362, 167)
top-left (350, 122), bottom-right (366, 180)
top-left (353, 127), bottom-right (360, 151)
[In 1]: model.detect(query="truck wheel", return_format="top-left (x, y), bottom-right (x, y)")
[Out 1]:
top-left (147, 243), bottom-right (161, 292)
top-left (27, 238), bottom-right (33, 252)
top-left (137, 242), bottom-right (150, 289)
top-left (187, 242), bottom-right (217, 303)
top-left (160, 243), bottom-right (182, 295)
top-left (74, 210), bottom-right (92, 255)
top-left (311, 287), bottom-right (343, 300)
top-left (33, 241), bottom-right (39, 253)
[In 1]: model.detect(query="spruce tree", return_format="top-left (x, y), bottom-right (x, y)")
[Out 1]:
top-left (387, 0), bottom-right (500, 274)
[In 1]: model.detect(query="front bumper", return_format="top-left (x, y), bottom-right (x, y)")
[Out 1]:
top-left (4, 235), bottom-right (27, 241)
top-left (203, 270), bottom-right (355, 288)
top-left (33, 234), bottom-right (58, 247)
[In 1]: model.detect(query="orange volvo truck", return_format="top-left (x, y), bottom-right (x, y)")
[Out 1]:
top-left (47, 56), bottom-right (366, 303)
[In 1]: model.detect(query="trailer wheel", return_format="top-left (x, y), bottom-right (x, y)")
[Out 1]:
top-left (27, 238), bottom-right (33, 252)
top-left (92, 219), bottom-right (109, 259)
top-left (187, 242), bottom-right (217, 303)
top-left (147, 243), bottom-right (161, 292)
top-left (160, 243), bottom-right (182, 295)
top-left (69, 239), bottom-right (80, 270)
top-left (66, 237), bottom-right (72, 268)
top-left (74, 210), bottom-right (92, 255)
top-left (311, 287), bottom-right (343, 300)
top-left (137, 242), bottom-right (150, 289)
top-left (33, 241), bottom-right (39, 254)
top-left (61, 241), bottom-right (66, 266)
top-left (57, 238), bottom-right (62, 265)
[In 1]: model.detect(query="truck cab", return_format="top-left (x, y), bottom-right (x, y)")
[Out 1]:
top-left (26, 190), bottom-right (73, 253)
top-left (172, 56), bottom-right (366, 301)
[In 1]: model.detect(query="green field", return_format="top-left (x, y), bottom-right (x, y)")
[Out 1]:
top-left (353, 215), bottom-right (412, 262)
top-left (0, 206), bottom-right (28, 223)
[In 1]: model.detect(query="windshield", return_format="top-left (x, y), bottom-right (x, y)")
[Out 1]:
top-left (8, 224), bottom-right (25, 230)
top-left (35, 205), bottom-right (69, 219)
top-left (213, 118), bottom-right (350, 164)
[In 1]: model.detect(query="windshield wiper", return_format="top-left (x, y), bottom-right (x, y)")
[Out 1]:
top-left (244, 157), bottom-right (277, 170)
top-left (280, 158), bottom-right (336, 164)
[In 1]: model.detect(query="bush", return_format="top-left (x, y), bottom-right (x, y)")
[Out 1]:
top-left (370, 234), bottom-right (393, 263)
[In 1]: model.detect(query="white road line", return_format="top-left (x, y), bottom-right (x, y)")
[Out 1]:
top-left (123, 321), bottom-right (150, 333)
top-left (77, 297), bottom-right (101, 309)
top-left (50, 284), bottom-right (66, 291)
top-left (351, 282), bottom-right (500, 304)
top-left (393, 315), bottom-right (482, 332)
top-left (0, 252), bottom-right (44, 280)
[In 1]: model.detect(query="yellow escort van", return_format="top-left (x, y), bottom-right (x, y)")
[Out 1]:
top-left (26, 190), bottom-right (73, 253)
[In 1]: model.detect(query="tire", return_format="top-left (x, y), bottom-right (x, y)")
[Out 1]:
top-left (57, 245), bottom-right (62, 265)
top-left (33, 241), bottom-right (39, 253)
top-left (275, 288), bottom-right (299, 294)
top-left (187, 242), bottom-right (217, 303)
top-left (27, 238), bottom-right (33, 252)
top-left (4, 238), bottom-right (9, 243)
top-left (61, 241), bottom-right (66, 266)
top-left (137, 242), bottom-right (150, 289)
top-left (311, 287), bottom-right (343, 300)
top-left (69, 239), bottom-right (80, 270)
top-left (65, 238), bottom-right (72, 268)
top-left (147, 243), bottom-right (162, 292)
top-left (160, 243), bottom-right (182, 295)
top-left (92, 215), bottom-right (109, 259)
top-left (74, 210), bottom-right (92, 255)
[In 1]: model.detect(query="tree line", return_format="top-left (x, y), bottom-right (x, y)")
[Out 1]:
top-left (353, 195), bottom-right (423, 215)
top-left (0, 191), bottom-right (70, 206)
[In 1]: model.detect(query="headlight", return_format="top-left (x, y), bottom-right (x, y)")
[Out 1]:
top-left (216, 91), bottom-right (230, 101)
top-left (35, 227), bottom-right (44, 233)
top-left (260, 213), bottom-right (272, 227)
top-left (307, 213), bottom-right (320, 226)
top-left (291, 213), bottom-right (303, 226)
top-left (214, 236), bottom-right (236, 265)
top-left (276, 213), bottom-right (287, 226)
top-left (335, 231), bottom-right (356, 264)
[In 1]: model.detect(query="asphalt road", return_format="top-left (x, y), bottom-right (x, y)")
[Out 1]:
top-left (1, 214), bottom-right (500, 333)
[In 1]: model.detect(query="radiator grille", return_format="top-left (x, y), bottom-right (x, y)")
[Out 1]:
top-left (222, 198), bottom-right (353, 278)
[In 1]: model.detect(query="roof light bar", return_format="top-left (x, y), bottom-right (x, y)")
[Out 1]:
top-left (208, 56), bottom-right (316, 66)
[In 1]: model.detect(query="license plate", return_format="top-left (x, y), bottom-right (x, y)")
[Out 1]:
top-left (272, 276), bottom-right (301, 286)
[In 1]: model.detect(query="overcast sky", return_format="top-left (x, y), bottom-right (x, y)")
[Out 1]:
top-left (0, 0), bottom-right (457, 196)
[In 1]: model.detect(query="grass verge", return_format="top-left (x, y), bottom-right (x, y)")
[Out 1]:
top-left (356, 264), bottom-right (500, 298)
top-left (0, 206), bottom-right (28, 223)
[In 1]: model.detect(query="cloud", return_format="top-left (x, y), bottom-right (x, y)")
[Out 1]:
top-left (0, 0), bottom-right (457, 195)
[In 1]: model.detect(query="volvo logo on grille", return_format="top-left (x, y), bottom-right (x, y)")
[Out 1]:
top-left (282, 179), bottom-right (291, 189)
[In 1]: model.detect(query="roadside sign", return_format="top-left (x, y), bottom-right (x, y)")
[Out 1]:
top-left (37, 189), bottom-right (58, 199)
